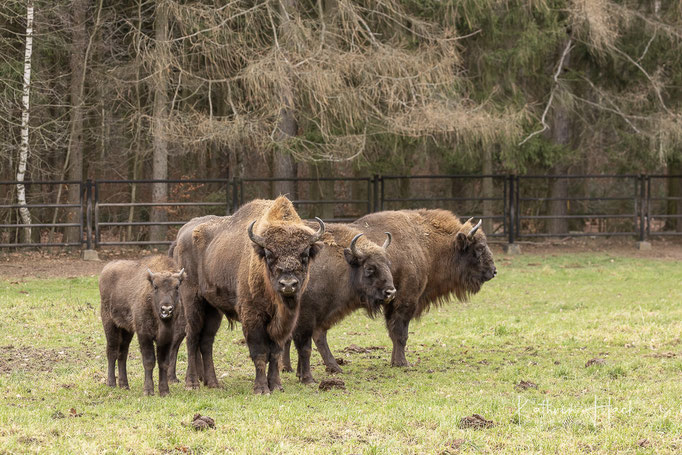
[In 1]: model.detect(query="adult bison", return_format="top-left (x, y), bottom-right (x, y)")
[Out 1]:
top-left (311, 209), bottom-right (496, 368)
top-left (174, 197), bottom-right (324, 394)
top-left (281, 222), bottom-right (396, 384)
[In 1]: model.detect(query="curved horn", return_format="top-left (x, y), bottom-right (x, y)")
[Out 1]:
top-left (247, 220), bottom-right (267, 248)
top-left (349, 233), bottom-right (364, 256)
top-left (468, 219), bottom-right (482, 238)
top-left (464, 217), bottom-right (474, 225)
top-left (176, 268), bottom-right (185, 277)
top-left (310, 217), bottom-right (325, 243)
top-left (382, 232), bottom-right (392, 250)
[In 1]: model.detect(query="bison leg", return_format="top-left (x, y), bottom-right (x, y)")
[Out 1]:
top-left (198, 305), bottom-right (222, 388)
top-left (103, 321), bottom-right (121, 388)
top-left (183, 292), bottom-right (205, 390)
top-left (267, 346), bottom-right (284, 392)
top-left (156, 342), bottom-right (171, 397)
top-left (138, 336), bottom-right (156, 396)
top-left (117, 329), bottom-right (134, 389)
top-left (281, 339), bottom-right (293, 373)
top-left (246, 325), bottom-right (271, 394)
top-left (385, 306), bottom-right (411, 367)
top-left (293, 334), bottom-right (316, 384)
top-left (313, 329), bottom-right (343, 374)
top-left (167, 329), bottom-right (185, 384)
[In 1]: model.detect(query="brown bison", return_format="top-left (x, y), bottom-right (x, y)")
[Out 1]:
top-left (99, 255), bottom-right (185, 396)
top-left (311, 209), bottom-right (496, 368)
top-left (281, 222), bottom-right (396, 383)
top-left (174, 197), bottom-right (324, 393)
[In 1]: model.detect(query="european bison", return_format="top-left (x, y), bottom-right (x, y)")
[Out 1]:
top-left (313, 209), bottom-right (496, 368)
top-left (174, 196), bottom-right (324, 393)
top-left (281, 222), bottom-right (395, 383)
top-left (99, 255), bottom-right (186, 396)
top-left (166, 215), bottom-right (222, 383)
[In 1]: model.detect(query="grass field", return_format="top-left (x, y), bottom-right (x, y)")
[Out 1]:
top-left (1, 252), bottom-right (681, 454)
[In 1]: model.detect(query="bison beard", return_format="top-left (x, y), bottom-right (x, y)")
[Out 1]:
top-left (307, 209), bottom-right (496, 368)
top-left (173, 197), bottom-right (324, 394)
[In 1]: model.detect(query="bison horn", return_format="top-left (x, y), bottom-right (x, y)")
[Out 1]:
top-left (468, 219), bottom-right (482, 238)
top-left (350, 233), bottom-right (364, 256)
top-left (310, 217), bottom-right (325, 243)
top-left (247, 220), bottom-right (267, 248)
top-left (382, 232), bottom-right (392, 250)
top-left (464, 217), bottom-right (474, 225)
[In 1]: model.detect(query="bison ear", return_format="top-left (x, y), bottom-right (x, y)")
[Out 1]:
top-left (343, 248), bottom-right (361, 266)
top-left (253, 244), bottom-right (268, 260)
top-left (455, 232), bottom-right (469, 251)
top-left (308, 241), bottom-right (322, 261)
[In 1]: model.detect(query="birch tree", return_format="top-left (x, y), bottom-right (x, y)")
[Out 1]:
top-left (16, 0), bottom-right (34, 243)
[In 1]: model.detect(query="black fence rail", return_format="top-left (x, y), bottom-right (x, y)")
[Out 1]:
top-left (1, 174), bottom-right (681, 248)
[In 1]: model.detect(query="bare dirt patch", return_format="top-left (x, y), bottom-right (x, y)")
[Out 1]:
top-left (342, 344), bottom-right (384, 354)
top-left (515, 380), bottom-right (538, 391)
top-left (458, 414), bottom-right (495, 429)
top-left (0, 345), bottom-right (68, 374)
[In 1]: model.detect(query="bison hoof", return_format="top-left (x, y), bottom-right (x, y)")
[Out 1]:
top-left (205, 381), bottom-right (220, 389)
top-left (391, 360), bottom-right (410, 368)
top-left (300, 376), bottom-right (316, 385)
top-left (325, 365), bottom-right (343, 374)
top-left (143, 389), bottom-right (154, 396)
top-left (253, 384), bottom-right (271, 395)
top-left (282, 365), bottom-right (294, 373)
top-left (118, 383), bottom-right (130, 390)
top-left (168, 376), bottom-right (180, 384)
top-left (159, 389), bottom-right (169, 397)
top-left (185, 381), bottom-right (200, 390)
top-left (106, 380), bottom-right (116, 388)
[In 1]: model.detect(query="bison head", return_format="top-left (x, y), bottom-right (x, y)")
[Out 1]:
top-left (146, 268), bottom-right (186, 321)
top-left (344, 232), bottom-right (396, 305)
top-left (248, 217), bottom-right (325, 302)
top-left (453, 219), bottom-right (496, 298)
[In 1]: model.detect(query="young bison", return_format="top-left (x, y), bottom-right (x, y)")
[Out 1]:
top-left (99, 255), bottom-right (185, 396)
top-left (281, 222), bottom-right (395, 383)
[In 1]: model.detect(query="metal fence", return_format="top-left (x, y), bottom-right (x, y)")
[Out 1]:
top-left (1, 174), bottom-right (681, 248)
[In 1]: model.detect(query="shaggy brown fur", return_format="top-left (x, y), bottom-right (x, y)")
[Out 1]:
top-left (301, 209), bottom-right (495, 368)
top-left (173, 196), bottom-right (323, 394)
top-left (99, 255), bottom-right (185, 396)
top-left (281, 221), bottom-right (395, 383)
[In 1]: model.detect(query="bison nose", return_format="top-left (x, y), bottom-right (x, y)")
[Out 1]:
top-left (279, 277), bottom-right (299, 296)
top-left (160, 305), bottom-right (173, 319)
top-left (384, 287), bottom-right (396, 302)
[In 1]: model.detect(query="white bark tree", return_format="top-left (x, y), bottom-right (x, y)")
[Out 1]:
top-left (17, 0), bottom-right (34, 243)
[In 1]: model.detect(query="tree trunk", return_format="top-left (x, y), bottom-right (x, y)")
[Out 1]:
top-left (309, 162), bottom-right (335, 220)
top-left (16, 1), bottom-right (34, 243)
top-left (548, 39), bottom-right (572, 236)
top-left (271, 0), bottom-right (298, 199)
top-left (65, 0), bottom-right (88, 244)
top-left (481, 143), bottom-right (494, 234)
top-left (150, 0), bottom-right (170, 243)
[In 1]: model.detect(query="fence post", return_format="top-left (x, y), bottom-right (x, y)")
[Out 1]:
top-left (504, 175), bottom-right (521, 254)
top-left (94, 181), bottom-right (100, 248)
top-left (85, 179), bottom-right (92, 250)
top-left (639, 174), bottom-right (645, 242)
top-left (508, 175), bottom-right (515, 244)
top-left (372, 175), bottom-right (379, 212)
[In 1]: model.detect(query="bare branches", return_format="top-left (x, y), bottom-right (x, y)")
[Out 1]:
top-left (518, 39), bottom-right (573, 146)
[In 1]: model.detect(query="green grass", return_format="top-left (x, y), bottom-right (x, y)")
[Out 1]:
top-left (1, 253), bottom-right (681, 454)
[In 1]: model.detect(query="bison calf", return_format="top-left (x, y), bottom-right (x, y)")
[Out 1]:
top-left (99, 255), bottom-right (185, 396)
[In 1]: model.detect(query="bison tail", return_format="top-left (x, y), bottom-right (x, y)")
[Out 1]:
top-left (167, 241), bottom-right (177, 258)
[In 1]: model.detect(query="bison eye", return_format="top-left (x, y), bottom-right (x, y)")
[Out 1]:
top-left (153, 284), bottom-right (158, 291)
top-left (365, 267), bottom-right (374, 277)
